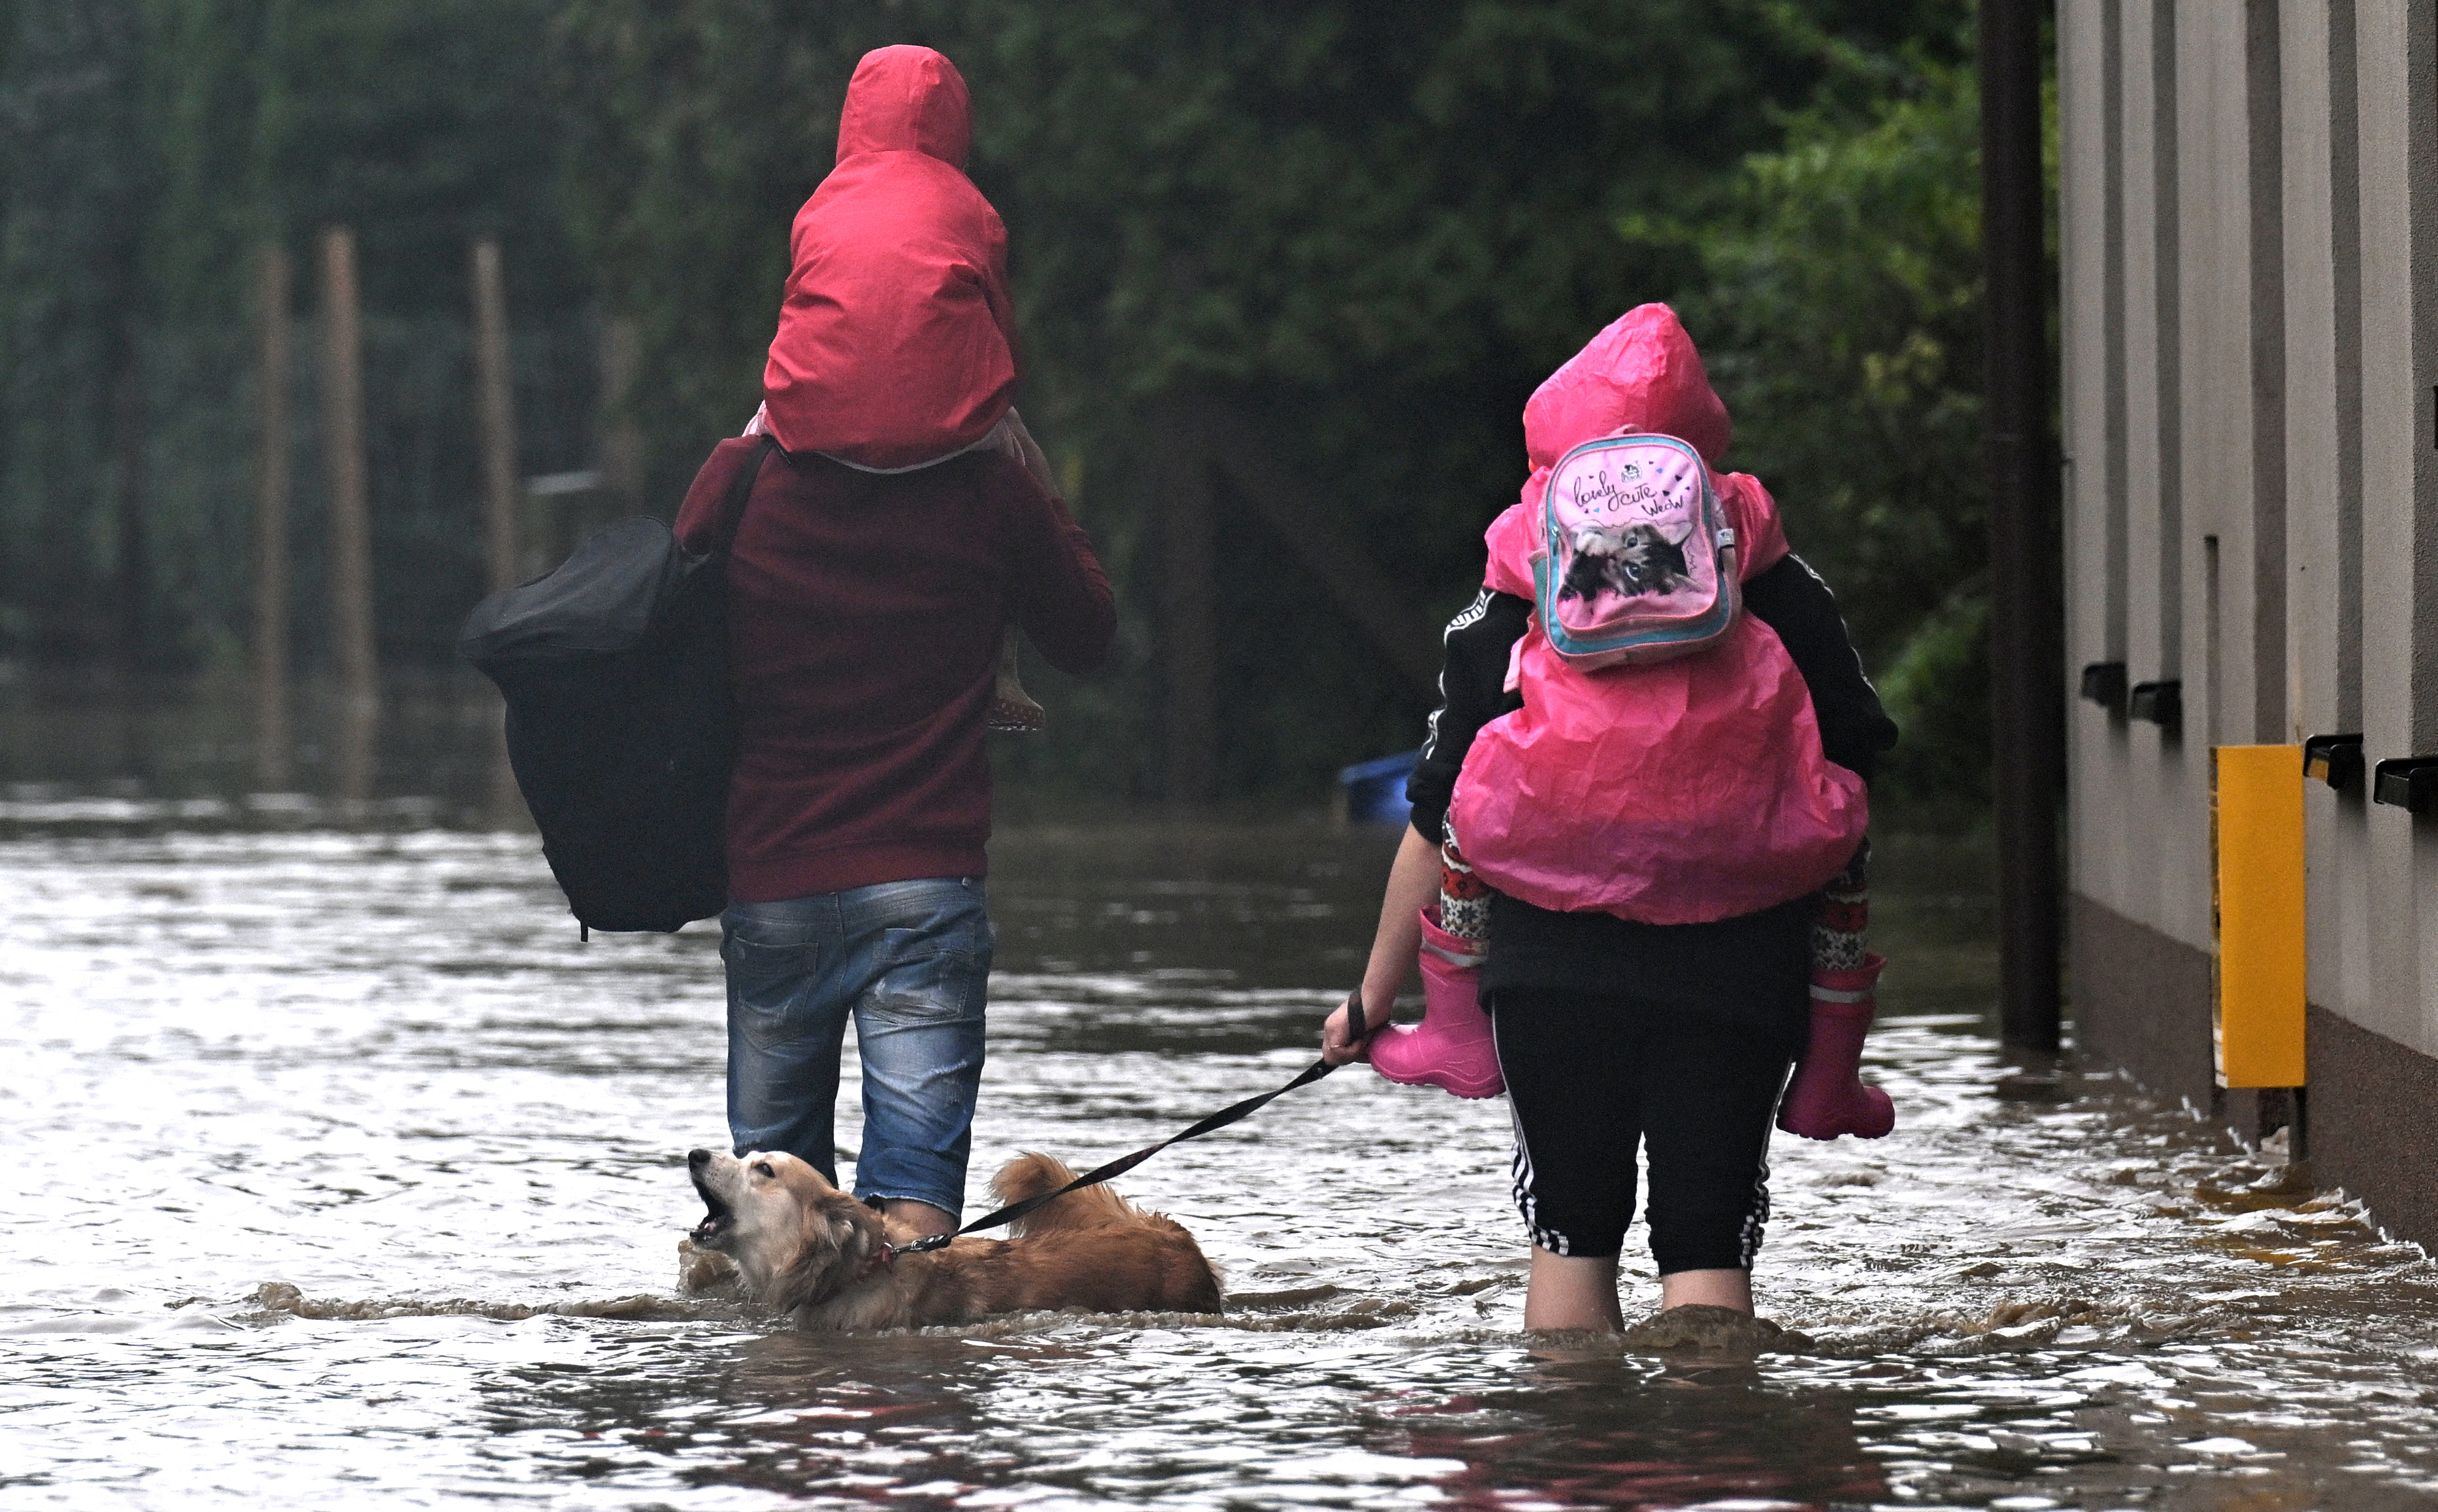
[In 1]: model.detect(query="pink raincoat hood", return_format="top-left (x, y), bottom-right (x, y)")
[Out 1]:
top-left (1487, 304), bottom-right (1781, 599)
top-left (760, 46), bottom-right (1018, 469)
top-left (1449, 304), bottom-right (1861, 926)
top-left (1523, 303), bottom-right (1732, 471)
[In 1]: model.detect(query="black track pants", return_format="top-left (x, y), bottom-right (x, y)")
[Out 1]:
top-left (1491, 989), bottom-right (1797, 1272)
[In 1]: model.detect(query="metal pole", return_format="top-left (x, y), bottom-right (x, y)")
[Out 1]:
top-left (318, 225), bottom-right (378, 802)
top-left (469, 237), bottom-right (525, 825)
top-left (470, 237), bottom-right (520, 595)
top-left (254, 242), bottom-right (293, 789)
top-left (1982, 0), bottom-right (2065, 1051)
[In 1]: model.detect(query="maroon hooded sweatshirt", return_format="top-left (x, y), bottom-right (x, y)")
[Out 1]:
top-left (673, 50), bottom-right (1113, 902)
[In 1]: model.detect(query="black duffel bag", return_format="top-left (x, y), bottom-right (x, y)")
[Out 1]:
top-left (458, 436), bottom-right (776, 936)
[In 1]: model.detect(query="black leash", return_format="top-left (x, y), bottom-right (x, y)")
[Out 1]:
top-left (897, 991), bottom-right (1371, 1253)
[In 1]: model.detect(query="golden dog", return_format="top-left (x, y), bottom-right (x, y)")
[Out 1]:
top-left (685, 1147), bottom-right (1223, 1330)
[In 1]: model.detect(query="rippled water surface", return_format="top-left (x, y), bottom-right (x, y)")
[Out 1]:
top-left (6, 815), bottom-right (2438, 1509)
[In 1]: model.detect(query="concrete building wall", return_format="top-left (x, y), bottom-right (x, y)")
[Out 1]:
top-left (2060, 0), bottom-right (2123, 944)
top-left (2061, 0), bottom-right (2438, 1249)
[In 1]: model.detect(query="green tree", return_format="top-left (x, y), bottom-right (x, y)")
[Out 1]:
top-left (0, 0), bottom-right (583, 672)
top-left (552, 0), bottom-right (1974, 799)
top-left (1, 0), bottom-right (2011, 810)
top-left (0, 0), bottom-right (154, 661)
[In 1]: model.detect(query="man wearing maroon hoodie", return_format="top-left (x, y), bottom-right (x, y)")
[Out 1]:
top-left (674, 46), bottom-right (1113, 1240)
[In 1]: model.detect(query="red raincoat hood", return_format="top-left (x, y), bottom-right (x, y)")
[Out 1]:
top-left (835, 44), bottom-right (973, 165)
top-left (1521, 303), bottom-right (1731, 470)
top-left (761, 46), bottom-right (1017, 469)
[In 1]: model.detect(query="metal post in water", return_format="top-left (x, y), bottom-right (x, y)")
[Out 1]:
top-left (471, 238), bottom-right (520, 596)
top-left (254, 242), bottom-right (293, 791)
top-left (1981, 0), bottom-right (2064, 1052)
top-left (470, 238), bottom-right (523, 824)
top-left (318, 225), bottom-right (378, 802)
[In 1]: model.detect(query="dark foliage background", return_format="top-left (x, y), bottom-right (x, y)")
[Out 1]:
top-left (0, 0), bottom-right (2031, 812)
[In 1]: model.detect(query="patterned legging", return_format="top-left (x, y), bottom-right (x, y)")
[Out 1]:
top-left (1437, 835), bottom-right (1870, 973)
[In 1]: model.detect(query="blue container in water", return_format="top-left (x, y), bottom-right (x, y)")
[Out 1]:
top-left (1337, 749), bottom-right (1420, 827)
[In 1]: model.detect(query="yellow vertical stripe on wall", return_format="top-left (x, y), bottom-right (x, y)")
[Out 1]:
top-left (2211, 746), bottom-right (2307, 1088)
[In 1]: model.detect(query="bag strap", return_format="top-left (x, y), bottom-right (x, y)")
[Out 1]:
top-left (706, 436), bottom-right (778, 556)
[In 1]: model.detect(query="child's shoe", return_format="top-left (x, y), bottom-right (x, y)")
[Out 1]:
top-left (1368, 908), bottom-right (1505, 1099)
top-left (987, 631), bottom-right (1044, 732)
top-left (1776, 953), bottom-right (1894, 1140)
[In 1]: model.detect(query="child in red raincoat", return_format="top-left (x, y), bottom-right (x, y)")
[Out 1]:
top-left (1323, 305), bottom-right (1898, 1332)
top-left (744, 42), bottom-right (1055, 729)
top-left (679, 45), bottom-right (1113, 1240)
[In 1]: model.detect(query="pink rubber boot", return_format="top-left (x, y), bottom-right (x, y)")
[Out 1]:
top-left (1368, 908), bottom-right (1505, 1099)
top-left (1776, 953), bottom-right (1894, 1140)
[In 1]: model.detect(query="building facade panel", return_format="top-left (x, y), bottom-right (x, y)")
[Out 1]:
top-left (2352, 0), bottom-right (2435, 1058)
top-left (2064, 0), bottom-right (2130, 918)
top-left (2064, 0), bottom-right (2438, 1246)
top-left (2174, 0), bottom-right (2263, 756)
top-left (2281, 0), bottom-right (2373, 1028)
top-left (2119, 0), bottom-right (2216, 952)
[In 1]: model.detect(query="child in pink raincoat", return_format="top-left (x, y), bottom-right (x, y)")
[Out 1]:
top-left (1322, 304), bottom-right (1898, 1332)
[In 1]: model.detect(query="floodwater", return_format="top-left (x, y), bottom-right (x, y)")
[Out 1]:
top-left (5, 804), bottom-right (2438, 1510)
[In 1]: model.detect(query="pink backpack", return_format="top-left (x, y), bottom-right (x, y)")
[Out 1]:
top-left (1534, 433), bottom-right (1739, 667)
top-left (1450, 467), bottom-right (1868, 927)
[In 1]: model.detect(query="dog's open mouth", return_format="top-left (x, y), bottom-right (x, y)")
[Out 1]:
top-left (689, 1167), bottom-right (736, 1247)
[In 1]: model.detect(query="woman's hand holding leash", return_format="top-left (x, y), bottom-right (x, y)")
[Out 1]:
top-left (1320, 988), bottom-right (1377, 1066)
top-left (1321, 824), bottom-right (1445, 1064)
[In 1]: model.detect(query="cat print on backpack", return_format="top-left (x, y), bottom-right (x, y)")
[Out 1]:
top-left (1528, 432), bottom-right (1740, 669)
top-left (1557, 523), bottom-right (1691, 602)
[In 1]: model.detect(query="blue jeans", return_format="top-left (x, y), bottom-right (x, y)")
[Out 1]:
top-left (720, 877), bottom-right (992, 1217)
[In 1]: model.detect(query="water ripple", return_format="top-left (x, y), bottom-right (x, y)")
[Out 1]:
top-left (3, 826), bottom-right (2435, 1509)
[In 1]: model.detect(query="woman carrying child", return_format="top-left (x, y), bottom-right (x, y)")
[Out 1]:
top-left (1320, 304), bottom-right (1898, 1332)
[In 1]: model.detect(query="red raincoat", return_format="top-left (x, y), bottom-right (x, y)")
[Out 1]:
top-left (1447, 304), bottom-right (1869, 926)
top-left (761, 46), bottom-right (1019, 470)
